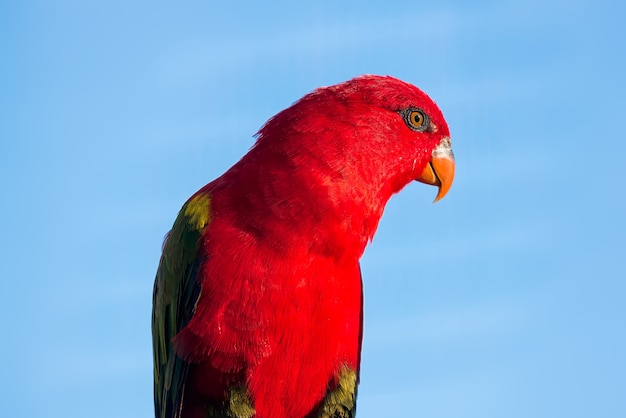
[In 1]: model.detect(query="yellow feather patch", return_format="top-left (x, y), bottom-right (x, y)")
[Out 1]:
top-left (183, 193), bottom-right (212, 230)
top-left (204, 386), bottom-right (255, 418)
top-left (316, 366), bottom-right (357, 417)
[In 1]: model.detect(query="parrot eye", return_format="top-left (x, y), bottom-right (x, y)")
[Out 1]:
top-left (401, 108), bottom-right (430, 132)
top-left (409, 111), bottom-right (424, 127)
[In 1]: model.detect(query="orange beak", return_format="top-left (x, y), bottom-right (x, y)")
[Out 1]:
top-left (416, 137), bottom-right (455, 202)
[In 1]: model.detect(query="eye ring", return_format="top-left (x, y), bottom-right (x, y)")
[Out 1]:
top-left (401, 108), bottom-right (430, 132)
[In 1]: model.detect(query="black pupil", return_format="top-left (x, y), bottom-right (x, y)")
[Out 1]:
top-left (413, 113), bottom-right (422, 124)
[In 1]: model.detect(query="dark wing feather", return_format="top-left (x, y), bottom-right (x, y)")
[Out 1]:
top-left (152, 193), bottom-right (211, 418)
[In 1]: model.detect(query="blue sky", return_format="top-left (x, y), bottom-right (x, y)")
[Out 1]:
top-left (1, 1), bottom-right (625, 417)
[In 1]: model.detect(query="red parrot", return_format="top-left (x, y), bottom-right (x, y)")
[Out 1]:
top-left (152, 75), bottom-right (455, 418)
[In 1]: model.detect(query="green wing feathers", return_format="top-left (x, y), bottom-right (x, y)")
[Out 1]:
top-left (314, 367), bottom-right (358, 418)
top-left (152, 193), bottom-right (212, 418)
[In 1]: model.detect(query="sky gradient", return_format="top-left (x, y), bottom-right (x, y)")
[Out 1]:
top-left (1, 1), bottom-right (625, 417)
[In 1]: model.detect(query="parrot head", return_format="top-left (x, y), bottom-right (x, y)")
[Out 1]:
top-left (255, 74), bottom-right (455, 204)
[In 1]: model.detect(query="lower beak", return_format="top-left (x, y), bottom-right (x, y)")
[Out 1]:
top-left (415, 137), bottom-right (455, 202)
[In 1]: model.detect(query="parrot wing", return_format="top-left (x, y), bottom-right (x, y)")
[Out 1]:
top-left (152, 193), bottom-right (211, 418)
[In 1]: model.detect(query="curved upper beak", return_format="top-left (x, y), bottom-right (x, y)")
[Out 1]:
top-left (415, 137), bottom-right (455, 202)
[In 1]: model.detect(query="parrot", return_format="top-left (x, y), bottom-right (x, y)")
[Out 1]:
top-left (152, 75), bottom-right (455, 418)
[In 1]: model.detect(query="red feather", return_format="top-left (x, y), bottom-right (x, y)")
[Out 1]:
top-left (165, 75), bottom-right (451, 417)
